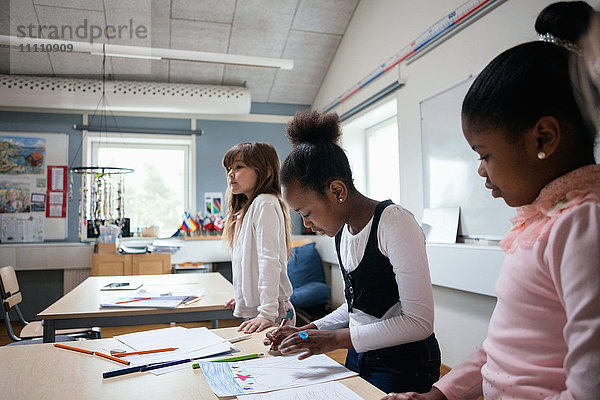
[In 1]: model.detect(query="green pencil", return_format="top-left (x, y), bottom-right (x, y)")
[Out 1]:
top-left (209, 353), bottom-right (263, 363)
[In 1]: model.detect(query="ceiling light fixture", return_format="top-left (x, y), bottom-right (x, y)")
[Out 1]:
top-left (0, 35), bottom-right (294, 69)
top-left (89, 52), bottom-right (162, 60)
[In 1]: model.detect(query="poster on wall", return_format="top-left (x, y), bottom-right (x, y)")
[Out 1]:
top-left (0, 132), bottom-right (67, 241)
top-left (0, 178), bottom-right (31, 213)
top-left (0, 135), bottom-right (46, 174)
top-left (46, 165), bottom-right (67, 218)
top-left (204, 192), bottom-right (223, 216)
top-left (0, 213), bottom-right (44, 242)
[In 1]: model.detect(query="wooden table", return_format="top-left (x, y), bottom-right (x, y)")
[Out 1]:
top-left (0, 327), bottom-right (386, 400)
top-left (37, 273), bottom-right (235, 342)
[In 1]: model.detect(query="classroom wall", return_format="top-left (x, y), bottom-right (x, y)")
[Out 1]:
top-left (0, 104), bottom-right (306, 320)
top-left (0, 105), bottom-right (305, 242)
top-left (313, 0), bottom-right (600, 368)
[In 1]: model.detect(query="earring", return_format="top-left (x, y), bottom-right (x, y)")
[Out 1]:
top-left (537, 151), bottom-right (547, 160)
top-left (338, 198), bottom-right (343, 203)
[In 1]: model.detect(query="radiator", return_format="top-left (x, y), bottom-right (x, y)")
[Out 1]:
top-left (63, 268), bottom-right (91, 294)
top-left (0, 74), bottom-right (251, 114)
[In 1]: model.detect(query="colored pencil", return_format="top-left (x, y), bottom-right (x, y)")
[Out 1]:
top-left (209, 353), bottom-right (263, 362)
top-left (54, 343), bottom-right (94, 355)
top-left (112, 347), bottom-right (178, 357)
top-left (54, 343), bottom-right (130, 365)
top-left (103, 355), bottom-right (213, 379)
top-left (95, 351), bottom-right (131, 365)
top-left (116, 297), bottom-right (151, 304)
top-left (270, 318), bottom-right (286, 351)
top-left (183, 296), bottom-right (201, 305)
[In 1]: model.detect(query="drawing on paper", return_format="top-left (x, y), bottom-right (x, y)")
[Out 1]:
top-left (0, 180), bottom-right (30, 213)
top-left (0, 136), bottom-right (46, 175)
top-left (200, 354), bottom-right (358, 397)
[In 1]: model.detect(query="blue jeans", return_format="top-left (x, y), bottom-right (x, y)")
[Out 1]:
top-left (345, 333), bottom-right (441, 394)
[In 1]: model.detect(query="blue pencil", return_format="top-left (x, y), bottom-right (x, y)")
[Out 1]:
top-left (102, 350), bottom-right (234, 379)
top-left (102, 358), bottom-right (190, 378)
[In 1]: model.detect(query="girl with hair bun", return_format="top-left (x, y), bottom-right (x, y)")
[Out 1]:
top-left (265, 110), bottom-right (441, 394)
top-left (384, 2), bottom-right (600, 399)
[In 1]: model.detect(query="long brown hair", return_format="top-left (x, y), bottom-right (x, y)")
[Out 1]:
top-left (222, 142), bottom-right (292, 258)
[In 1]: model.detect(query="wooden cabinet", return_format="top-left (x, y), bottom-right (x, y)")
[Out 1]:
top-left (132, 254), bottom-right (171, 275)
top-left (92, 253), bottom-right (132, 276)
top-left (92, 253), bottom-right (171, 276)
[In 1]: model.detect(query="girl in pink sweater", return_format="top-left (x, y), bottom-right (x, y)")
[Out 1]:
top-left (384, 2), bottom-right (600, 399)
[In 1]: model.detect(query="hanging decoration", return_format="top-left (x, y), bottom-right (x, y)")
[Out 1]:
top-left (68, 44), bottom-right (133, 240)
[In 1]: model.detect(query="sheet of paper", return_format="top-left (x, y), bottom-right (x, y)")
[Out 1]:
top-left (107, 327), bottom-right (234, 375)
top-left (236, 380), bottom-right (365, 400)
top-left (99, 288), bottom-right (203, 308)
top-left (200, 354), bottom-right (358, 397)
top-left (421, 207), bottom-right (460, 244)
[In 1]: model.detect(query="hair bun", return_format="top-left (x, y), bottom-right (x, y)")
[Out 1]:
top-left (285, 110), bottom-right (341, 146)
top-left (535, 1), bottom-right (593, 43)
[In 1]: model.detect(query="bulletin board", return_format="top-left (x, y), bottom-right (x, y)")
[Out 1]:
top-left (420, 77), bottom-right (514, 240)
top-left (0, 132), bottom-right (68, 241)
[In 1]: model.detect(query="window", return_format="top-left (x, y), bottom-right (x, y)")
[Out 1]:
top-left (366, 117), bottom-right (400, 202)
top-left (85, 133), bottom-right (195, 238)
top-left (342, 99), bottom-right (399, 203)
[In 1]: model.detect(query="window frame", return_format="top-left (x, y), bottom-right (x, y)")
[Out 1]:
top-left (82, 131), bottom-right (196, 240)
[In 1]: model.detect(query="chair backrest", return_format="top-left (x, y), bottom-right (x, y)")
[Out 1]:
top-left (0, 266), bottom-right (22, 312)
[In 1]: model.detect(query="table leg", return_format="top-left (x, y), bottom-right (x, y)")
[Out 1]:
top-left (212, 320), bottom-right (219, 329)
top-left (43, 320), bottom-right (56, 343)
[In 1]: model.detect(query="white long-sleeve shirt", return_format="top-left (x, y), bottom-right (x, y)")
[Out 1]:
top-left (314, 204), bottom-right (435, 353)
top-left (231, 193), bottom-right (293, 322)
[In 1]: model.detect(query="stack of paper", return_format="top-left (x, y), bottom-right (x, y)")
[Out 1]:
top-left (108, 326), bottom-right (235, 375)
top-left (147, 239), bottom-right (184, 254)
top-left (100, 288), bottom-right (201, 309)
top-left (118, 242), bottom-right (148, 254)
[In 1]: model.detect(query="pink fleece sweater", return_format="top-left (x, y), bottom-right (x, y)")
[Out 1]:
top-left (434, 165), bottom-right (600, 399)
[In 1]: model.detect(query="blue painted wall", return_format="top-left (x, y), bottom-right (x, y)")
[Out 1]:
top-left (196, 119), bottom-right (291, 209)
top-left (0, 103), bottom-right (307, 242)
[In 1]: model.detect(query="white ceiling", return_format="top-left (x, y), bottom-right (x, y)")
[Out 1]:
top-left (1, 0), bottom-right (359, 105)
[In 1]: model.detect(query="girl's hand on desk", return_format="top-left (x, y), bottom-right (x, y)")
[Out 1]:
top-left (238, 316), bottom-right (272, 333)
top-left (264, 326), bottom-right (300, 350)
top-left (278, 328), bottom-right (351, 360)
top-left (224, 298), bottom-right (236, 310)
top-left (380, 388), bottom-right (447, 400)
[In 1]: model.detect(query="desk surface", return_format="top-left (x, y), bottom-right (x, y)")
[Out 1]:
top-left (37, 273), bottom-right (235, 342)
top-left (0, 327), bottom-right (386, 400)
top-left (38, 273), bottom-right (234, 320)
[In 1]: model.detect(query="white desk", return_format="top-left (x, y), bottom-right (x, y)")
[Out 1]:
top-left (37, 273), bottom-right (235, 342)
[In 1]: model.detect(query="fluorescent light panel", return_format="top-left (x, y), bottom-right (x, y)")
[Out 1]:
top-left (0, 35), bottom-right (293, 70)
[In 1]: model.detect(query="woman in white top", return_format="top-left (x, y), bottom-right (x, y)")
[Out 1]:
top-left (265, 110), bottom-right (440, 394)
top-left (222, 142), bottom-right (295, 333)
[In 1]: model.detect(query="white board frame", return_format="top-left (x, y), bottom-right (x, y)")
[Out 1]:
top-left (420, 76), bottom-right (514, 241)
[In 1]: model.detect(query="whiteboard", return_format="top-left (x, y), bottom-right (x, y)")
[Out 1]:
top-left (420, 76), bottom-right (514, 240)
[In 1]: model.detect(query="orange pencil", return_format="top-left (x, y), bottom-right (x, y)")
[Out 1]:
top-left (116, 297), bottom-right (151, 304)
top-left (183, 296), bottom-right (201, 306)
top-left (94, 351), bottom-right (131, 365)
top-left (54, 343), bottom-right (94, 355)
top-left (112, 347), bottom-right (178, 357)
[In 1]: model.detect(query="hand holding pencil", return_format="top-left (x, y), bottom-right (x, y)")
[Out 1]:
top-left (264, 320), bottom-right (298, 351)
